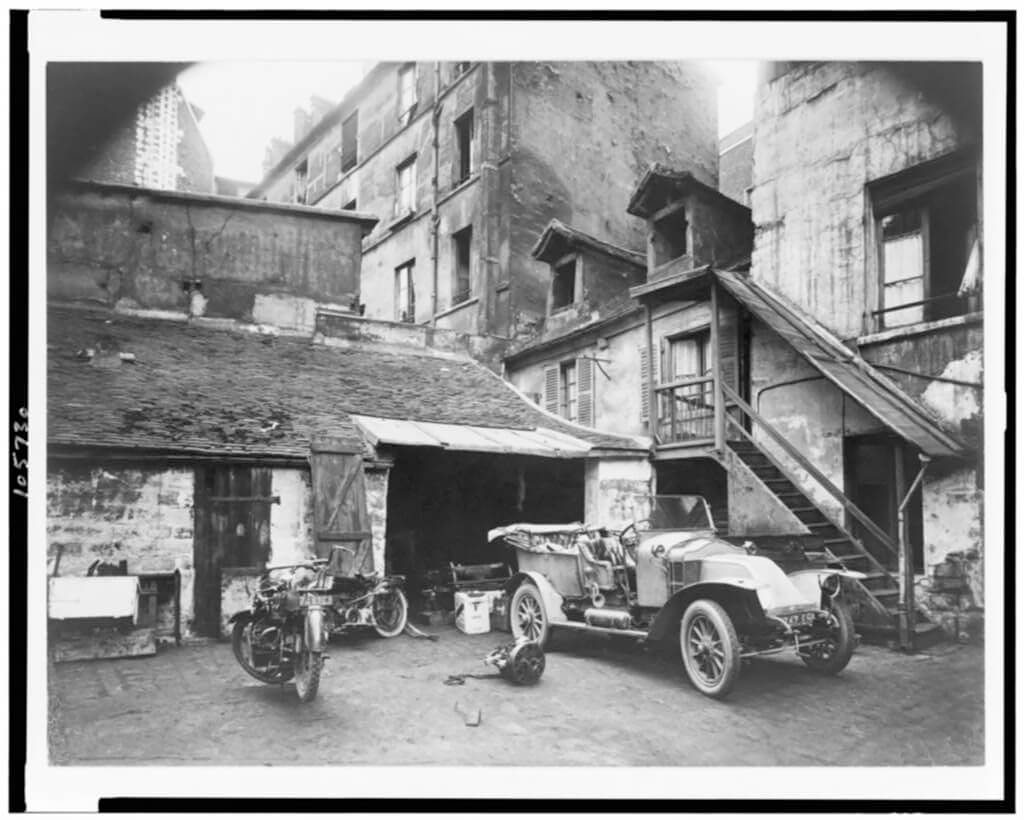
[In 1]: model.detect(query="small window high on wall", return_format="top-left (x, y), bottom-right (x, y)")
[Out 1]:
top-left (341, 110), bottom-right (359, 172)
top-left (551, 256), bottom-right (577, 312)
top-left (454, 108), bottom-right (475, 184)
top-left (452, 226), bottom-right (473, 304)
top-left (650, 204), bottom-right (688, 267)
top-left (869, 150), bottom-right (979, 330)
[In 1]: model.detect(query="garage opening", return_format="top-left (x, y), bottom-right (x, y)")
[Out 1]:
top-left (384, 448), bottom-right (584, 606)
top-left (655, 457), bottom-right (728, 533)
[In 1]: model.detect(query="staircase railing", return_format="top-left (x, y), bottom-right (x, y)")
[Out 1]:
top-left (719, 382), bottom-right (900, 562)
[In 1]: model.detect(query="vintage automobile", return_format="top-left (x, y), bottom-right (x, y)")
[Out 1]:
top-left (488, 495), bottom-right (862, 699)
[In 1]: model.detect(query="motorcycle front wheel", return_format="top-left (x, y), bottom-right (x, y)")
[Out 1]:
top-left (293, 635), bottom-right (324, 703)
top-left (372, 587), bottom-right (409, 638)
top-left (232, 614), bottom-right (294, 684)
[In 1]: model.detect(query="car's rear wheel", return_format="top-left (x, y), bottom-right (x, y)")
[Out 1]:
top-left (510, 582), bottom-right (549, 649)
top-left (680, 599), bottom-right (740, 699)
top-left (800, 601), bottom-right (855, 675)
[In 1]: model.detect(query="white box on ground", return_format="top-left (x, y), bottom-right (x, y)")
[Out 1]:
top-left (454, 591), bottom-right (491, 634)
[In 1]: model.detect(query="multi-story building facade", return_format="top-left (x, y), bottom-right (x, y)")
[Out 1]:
top-left (504, 61), bottom-right (985, 646)
top-left (249, 61), bottom-right (718, 339)
top-left (76, 83), bottom-right (215, 194)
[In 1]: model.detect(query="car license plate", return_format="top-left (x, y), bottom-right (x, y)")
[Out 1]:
top-left (782, 611), bottom-right (816, 628)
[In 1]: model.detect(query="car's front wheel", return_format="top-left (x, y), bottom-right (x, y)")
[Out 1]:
top-left (680, 599), bottom-right (741, 699)
top-left (800, 601), bottom-right (856, 675)
top-left (510, 582), bottom-right (549, 649)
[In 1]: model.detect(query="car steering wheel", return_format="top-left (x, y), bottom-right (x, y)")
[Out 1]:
top-left (618, 519), bottom-right (652, 561)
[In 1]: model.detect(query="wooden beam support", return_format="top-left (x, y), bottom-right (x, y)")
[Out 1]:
top-left (711, 278), bottom-right (725, 451)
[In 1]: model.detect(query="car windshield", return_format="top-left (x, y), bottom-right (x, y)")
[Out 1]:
top-left (635, 495), bottom-right (714, 531)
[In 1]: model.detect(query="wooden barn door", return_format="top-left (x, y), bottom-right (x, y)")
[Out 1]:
top-left (310, 437), bottom-right (373, 576)
top-left (192, 465), bottom-right (273, 638)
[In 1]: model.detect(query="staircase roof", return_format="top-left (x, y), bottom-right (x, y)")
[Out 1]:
top-left (714, 269), bottom-right (968, 459)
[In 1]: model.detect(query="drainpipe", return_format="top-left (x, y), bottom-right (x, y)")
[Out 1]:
top-left (430, 62), bottom-right (442, 326)
top-left (478, 62), bottom-right (502, 334)
top-left (896, 452), bottom-right (930, 651)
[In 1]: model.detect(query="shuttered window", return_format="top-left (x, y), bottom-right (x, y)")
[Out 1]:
top-left (341, 110), bottom-right (359, 172)
top-left (577, 356), bottom-right (595, 427)
top-left (639, 344), bottom-right (659, 425)
top-left (543, 357), bottom-right (594, 425)
top-left (543, 365), bottom-right (559, 415)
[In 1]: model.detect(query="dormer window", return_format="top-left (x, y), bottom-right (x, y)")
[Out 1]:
top-left (650, 203), bottom-right (688, 267)
top-left (551, 255), bottom-right (578, 312)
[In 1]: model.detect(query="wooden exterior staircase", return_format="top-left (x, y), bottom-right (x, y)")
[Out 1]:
top-left (718, 385), bottom-right (944, 645)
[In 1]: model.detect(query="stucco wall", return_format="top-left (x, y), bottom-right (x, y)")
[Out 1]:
top-left (506, 299), bottom-right (712, 439)
top-left (750, 62), bottom-right (979, 337)
top-left (48, 183), bottom-right (368, 320)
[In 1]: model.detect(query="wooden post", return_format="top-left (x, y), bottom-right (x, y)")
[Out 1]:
top-left (711, 279), bottom-right (724, 451)
top-left (645, 303), bottom-right (657, 443)
top-left (894, 445), bottom-right (910, 649)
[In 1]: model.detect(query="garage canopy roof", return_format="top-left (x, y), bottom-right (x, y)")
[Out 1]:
top-left (352, 415), bottom-right (593, 458)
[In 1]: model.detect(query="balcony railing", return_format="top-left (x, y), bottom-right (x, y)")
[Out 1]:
top-left (654, 376), bottom-right (715, 443)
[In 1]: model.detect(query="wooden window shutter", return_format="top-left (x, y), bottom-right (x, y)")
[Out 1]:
top-left (577, 356), bottom-right (595, 427)
top-left (639, 344), bottom-right (659, 424)
top-left (543, 365), bottom-right (560, 415)
top-left (639, 345), bottom-right (650, 423)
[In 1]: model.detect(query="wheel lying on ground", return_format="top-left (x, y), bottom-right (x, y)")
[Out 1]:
top-left (232, 614), bottom-right (294, 684)
top-left (679, 599), bottom-right (741, 699)
top-left (800, 601), bottom-right (856, 675)
top-left (372, 587), bottom-right (409, 638)
top-left (502, 641), bottom-right (546, 685)
top-left (293, 635), bottom-right (324, 703)
top-left (509, 582), bottom-right (549, 649)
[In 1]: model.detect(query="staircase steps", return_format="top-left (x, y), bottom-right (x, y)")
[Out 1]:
top-left (727, 437), bottom-right (939, 642)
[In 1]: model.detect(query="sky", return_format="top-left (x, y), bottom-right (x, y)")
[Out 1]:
top-left (178, 61), bottom-right (759, 183)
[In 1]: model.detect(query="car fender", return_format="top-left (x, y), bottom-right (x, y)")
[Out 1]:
top-left (787, 568), bottom-right (866, 604)
top-left (647, 580), bottom-right (764, 642)
top-left (504, 571), bottom-right (568, 624)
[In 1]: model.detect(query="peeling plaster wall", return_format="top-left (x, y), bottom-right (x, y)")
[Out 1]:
top-left (914, 465), bottom-right (984, 640)
top-left (269, 468), bottom-right (315, 566)
top-left (47, 465), bottom-right (197, 637)
top-left (750, 62), bottom-right (979, 337)
top-left (584, 458), bottom-right (653, 528)
top-left (721, 447), bottom-right (810, 536)
top-left (366, 468), bottom-right (390, 572)
top-left (749, 320), bottom-right (882, 520)
top-left (48, 183), bottom-right (366, 321)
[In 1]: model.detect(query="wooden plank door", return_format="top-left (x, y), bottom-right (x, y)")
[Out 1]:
top-left (310, 437), bottom-right (373, 577)
top-left (192, 465), bottom-right (272, 637)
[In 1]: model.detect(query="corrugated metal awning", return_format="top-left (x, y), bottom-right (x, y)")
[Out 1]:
top-left (714, 269), bottom-right (967, 458)
top-left (352, 415), bottom-right (593, 458)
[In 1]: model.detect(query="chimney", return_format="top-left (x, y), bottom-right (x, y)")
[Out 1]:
top-left (263, 138), bottom-right (293, 175)
top-left (309, 95), bottom-right (334, 125)
top-left (293, 107), bottom-right (312, 143)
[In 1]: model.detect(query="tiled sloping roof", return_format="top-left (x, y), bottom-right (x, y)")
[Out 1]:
top-left (48, 307), bottom-right (645, 458)
top-left (715, 270), bottom-right (967, 458)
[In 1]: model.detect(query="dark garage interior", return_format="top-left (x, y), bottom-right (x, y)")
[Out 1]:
top-left (384, 447), bottom-right (585, 604)
top-left (655, 457), bottom-right (729, 532)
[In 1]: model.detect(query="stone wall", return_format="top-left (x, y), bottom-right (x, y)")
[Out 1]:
top-left (583, 457), bottom-right (653, 527)
top-left (48, 181), bottom-right (371, 321)
top-left (750, 62), bottom-right (980, 337)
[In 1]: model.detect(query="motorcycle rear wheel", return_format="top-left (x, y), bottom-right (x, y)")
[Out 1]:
top-left (372, 588), bottom-right (409, 638)
top-left (232, 615), bottom-right (294, 684)
top-left (293, 640), bottom-right (324, 703)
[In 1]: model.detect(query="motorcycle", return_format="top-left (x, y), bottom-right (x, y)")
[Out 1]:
top-left (230, 558), bottom-right (334, 702)
top-left (328, 544), bottom-right (409, 639)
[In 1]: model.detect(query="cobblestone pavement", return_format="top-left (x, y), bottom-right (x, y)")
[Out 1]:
top-left (48, 626), bottom-right (984, 766)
